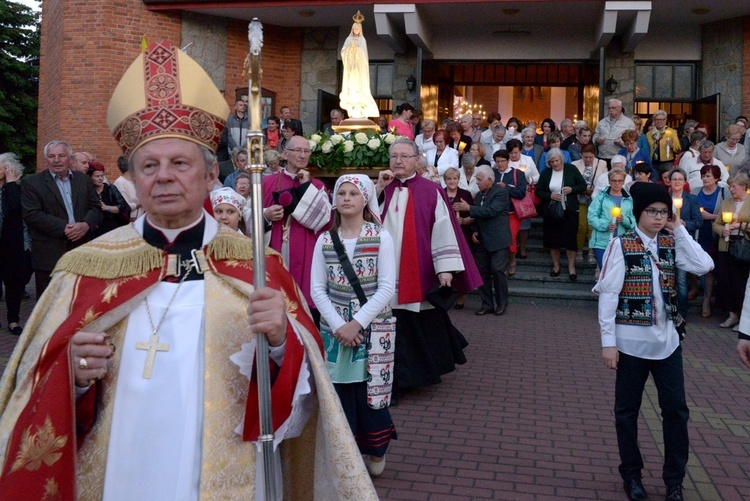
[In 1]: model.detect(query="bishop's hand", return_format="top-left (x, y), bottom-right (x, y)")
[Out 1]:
top-left (71, 332), bottom-right (114, 387)
top-left (247, 287), bottom-right (288, 347)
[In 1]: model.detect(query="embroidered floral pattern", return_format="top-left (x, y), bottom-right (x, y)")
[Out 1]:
top-left (10, 416), bottom-right (68, 473)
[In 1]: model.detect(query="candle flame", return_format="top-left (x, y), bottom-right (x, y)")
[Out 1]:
top-left (672, 197), bottom-right (683, 209)
top-left (611, 206), bottom-right (621, 217)
top-left (722, 211), bottom-right (734, 223)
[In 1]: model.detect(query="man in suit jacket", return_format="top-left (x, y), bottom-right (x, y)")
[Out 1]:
top-left (21, 140), bottom-right (101, 298)
top-left (279, 105), bottom-right (303, 136)
top-left (454, 165), bottom-right (511, 316)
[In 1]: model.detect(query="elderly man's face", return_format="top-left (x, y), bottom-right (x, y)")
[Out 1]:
top-left (563, 122), bottom-right (575, 136)
top-left (331, 112), bottom-right (342, 125)
top-left (699, 146), bottom-right (714, 162)
top-left (389, 143), bottom-right (418, 179)
top-left (608, 102), bottom-right (623, 120)
top-left (472, 115), bottom-right (482, 128)
top-left (476, 171), bottom-right (494, 193)
top-left (46, 144), bottom-right (72, 176)
top-left (284, 135), bottom-right (312, 173)
top-left (130, 138), bottom-right (216, 229)
top-left (72, 153), bottom-right (89, 173)
top-left (280, 107), bottom-right (292, 120)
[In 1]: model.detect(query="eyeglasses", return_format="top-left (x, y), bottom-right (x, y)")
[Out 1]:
top-left (643, 208), bottom-right (670, 218)
top-left (286, 148), bottom-right (311, 155)
top-left (390, 154), bottom-right (418, 161)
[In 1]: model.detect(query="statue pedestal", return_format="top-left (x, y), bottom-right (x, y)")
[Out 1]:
top-left (332, 118), bottom-right (379, 134)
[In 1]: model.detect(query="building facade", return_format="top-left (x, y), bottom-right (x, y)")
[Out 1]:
top-left (37, 1), bottom-right (750, 174)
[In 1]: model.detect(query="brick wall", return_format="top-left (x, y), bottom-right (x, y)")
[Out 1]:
top-left (225, 20), bottom-right (303, 119)
top-left (38, 1), bottom-right (181, 177)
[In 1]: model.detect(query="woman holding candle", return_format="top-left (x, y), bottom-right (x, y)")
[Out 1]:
top-left (446, 121), bottom-right (472, 157)
top-left (669, 168), bottom-right (703, 318)
top-left (712, 171), bottom-right (750, 329)
top-left (588, 170), bottom-right (636, 272)
top-left (536, 148), bottom-right (587, 280)
top-left (697, 165), bottom-right (729, 318)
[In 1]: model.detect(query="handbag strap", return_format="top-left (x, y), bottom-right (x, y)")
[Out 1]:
top-left (329, 231), bottom-right (368, 307)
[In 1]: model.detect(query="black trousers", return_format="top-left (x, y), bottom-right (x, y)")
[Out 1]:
top-left (475, 244), bottom-right (509, 310)
top-left (615, 346), bottom-right (689, 487)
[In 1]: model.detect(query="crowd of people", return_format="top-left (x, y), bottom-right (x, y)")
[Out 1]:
top-left (3, 65), bottom-right (750, 499)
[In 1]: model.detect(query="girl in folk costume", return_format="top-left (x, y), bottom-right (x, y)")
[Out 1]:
top-left (311, 174), bottom-right (397, 477)
top-left (210, 187), bottom-right (250, 235)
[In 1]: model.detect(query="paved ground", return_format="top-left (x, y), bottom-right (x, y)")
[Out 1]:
top-left (1, 290), bottom-right (749, 500)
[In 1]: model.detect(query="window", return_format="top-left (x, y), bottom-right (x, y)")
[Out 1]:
top-left (634, 63), bottom-right (696, 101)
top-left (369, 63), bottom-right (394, 98)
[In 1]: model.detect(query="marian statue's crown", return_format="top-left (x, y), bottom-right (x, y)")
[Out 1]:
top-left (353, 10), bottom-right (365, 24)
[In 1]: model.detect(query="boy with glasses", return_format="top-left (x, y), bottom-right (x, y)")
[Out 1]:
top-left (594, 182), bottom-right (713, 501)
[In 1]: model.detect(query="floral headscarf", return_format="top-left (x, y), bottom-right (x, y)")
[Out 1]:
top-left (332, 174), bottom-right (381, 224)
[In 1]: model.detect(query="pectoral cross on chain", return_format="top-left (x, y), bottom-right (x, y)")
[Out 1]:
top-left (135, 333), bottom-right (169, 379)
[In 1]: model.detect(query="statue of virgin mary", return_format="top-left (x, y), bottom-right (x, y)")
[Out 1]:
top-left (339, 11), bottom-right (380, 119)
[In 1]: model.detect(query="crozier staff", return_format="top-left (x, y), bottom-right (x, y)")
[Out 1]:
top-left (0, 41), bottom-right (377, 501)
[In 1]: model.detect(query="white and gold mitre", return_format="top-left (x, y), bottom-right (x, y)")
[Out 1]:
top-left (107, 41), bottom-right (230, 158)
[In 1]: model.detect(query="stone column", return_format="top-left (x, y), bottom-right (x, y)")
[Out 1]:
top-left (299, 27), bottom-right (339, 134)
top-left (181, 12), bottom-right (227, 92)
top-left (603, 47), bottom-right (635, 116)
top-left (701, 18), bottom-right (744, 134)
top-left (393, 48), bottom-right (419, 112)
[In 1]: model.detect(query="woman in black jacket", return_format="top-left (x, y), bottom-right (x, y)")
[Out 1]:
top-left (0, 153), bottom-right (32, 335)
top-left (535, 148), bottom-right (587, 280)
top-left (87, 161), bottom-right (131, 237)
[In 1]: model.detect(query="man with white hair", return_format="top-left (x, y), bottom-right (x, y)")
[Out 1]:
top-left (562, 120), bottom-right (588, 152)
top-left (559, 118), bottom-right (575, 143)
top-left (322, 108), bottom-right (343, 134)
top-left (453, 164), bottom-right (511, 316)
top-left (21, 140), bottom-right (101, 297)
top-left (594, 99), bottom-right (635, 164)
top-left (483, 124), bottom-right (507, 163)
top-left (376, 138), bottom-right (482, 389)
top-left (681, 140), bottom-right (729, 193)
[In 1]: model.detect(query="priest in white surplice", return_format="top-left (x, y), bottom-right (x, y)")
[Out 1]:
top-left (0, 41), bottom-right (376, 501)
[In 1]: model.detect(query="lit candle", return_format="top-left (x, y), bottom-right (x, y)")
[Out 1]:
top-left (610, 206), bottom-right (621, 239)
top-left (672, 197), bottom-right (683, 219)
top-left (611, 205), bottom-right (621, 223)
top-left (722, 211), bottom-right (734, 242)
top-left (458, 141), bottom-right (466, 152)
top-left (518, 164), bottom-right (527, 173)
top-left (699, 207), bottom-right (704, 213)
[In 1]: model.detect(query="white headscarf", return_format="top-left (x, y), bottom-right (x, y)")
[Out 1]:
top-left (332, 174), bottom-right (381, 224)
top-left (210, 187), bottom-right (246, 212)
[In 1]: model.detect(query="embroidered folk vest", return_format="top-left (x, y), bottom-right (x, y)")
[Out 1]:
top-left (616, 231), bottom-right (676, 327)
top-left (320, 223), bottom-right (389, 382)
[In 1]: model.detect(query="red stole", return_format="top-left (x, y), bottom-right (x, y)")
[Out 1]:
top-left (397, 185), bottom-right (423, 303)
top-left (0, 250), bottom-right (321, 500)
